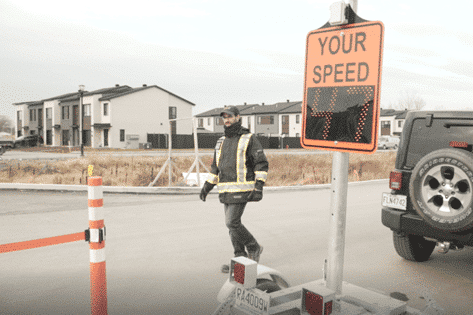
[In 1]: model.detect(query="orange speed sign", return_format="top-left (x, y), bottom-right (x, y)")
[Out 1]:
top-left (301, 21), bottom-right (384, 154)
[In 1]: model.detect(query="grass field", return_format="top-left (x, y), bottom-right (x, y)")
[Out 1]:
top-left (0, 150), bottom-right (396, 187)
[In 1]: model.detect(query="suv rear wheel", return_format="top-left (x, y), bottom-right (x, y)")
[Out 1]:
top-left (409, 148), bottom-right (473, 232)
top-left (393, 233), bottom-right (436, 262)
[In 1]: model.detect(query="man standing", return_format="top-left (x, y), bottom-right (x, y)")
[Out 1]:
top-left (200, 106), bottom-right (268, 271)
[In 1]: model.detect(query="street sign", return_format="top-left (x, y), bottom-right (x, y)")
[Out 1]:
top-left (301, 21), bottom-right (384, 153)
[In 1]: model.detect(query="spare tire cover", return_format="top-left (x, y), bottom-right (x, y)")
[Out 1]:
top-left (409, 148), bottom-right (473, 232)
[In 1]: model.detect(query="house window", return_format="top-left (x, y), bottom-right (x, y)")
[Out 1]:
top-left (216, 117), bottom-right (224, 125)
top-left (296, 115), bottom-right (300, 124)
top-left (257, 115), bottom-right (274, 125)
top-left (398, 121), bottom-right (402, 128)
top-left (381, 121), bottom-right (391, 128)
top-left (103, 103), bottom-right (109, 116)
top-left (62, 106), bottom-right (69, 120)
top-left (62, 130), bottom-right (70, 145)
top-left (169, 107), bottom-right (177, 119)
top-left (46, 108), bottom-right (52, 119)
top-left (207, 117), bottom-right (211, 125)
top-left (30, 109), bottom-right (35, 121)
top-left (120, 129), bottom-right (125, 142)
top-left (198, 118), bottom-right (203, 128)
top-left (83, 104), bottom-right (91, 117)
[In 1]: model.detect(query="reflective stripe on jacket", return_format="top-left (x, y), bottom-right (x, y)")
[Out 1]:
top-left (207, 131), bottom-right (268, 203)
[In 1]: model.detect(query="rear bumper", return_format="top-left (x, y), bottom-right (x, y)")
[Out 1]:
top-left (382, 207), bottom-right (473, 245)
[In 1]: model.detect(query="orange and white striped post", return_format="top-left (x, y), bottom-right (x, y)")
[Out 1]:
top-left (87, 176), bottom-right (107, 315)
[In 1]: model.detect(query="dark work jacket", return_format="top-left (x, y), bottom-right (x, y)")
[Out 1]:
top-left (206, 121), bottom-right (268, 203)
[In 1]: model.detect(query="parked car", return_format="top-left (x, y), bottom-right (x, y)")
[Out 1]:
top-left (382, 111), bottom-right (473, 262)
top-left (377, 136), bottom-right (399, 150)
top-left (0, 135), bottom-right (14, 154)
top-left (14, 134), bottom-right (42, 148)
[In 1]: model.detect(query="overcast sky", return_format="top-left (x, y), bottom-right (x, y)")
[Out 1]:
top-left (1, 0), bottom-right (472, 122)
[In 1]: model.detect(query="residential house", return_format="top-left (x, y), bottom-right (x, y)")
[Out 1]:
top-left (379, 109), bottom-right (408, 136)
top-left (57, 85), bottom-right (133, 147)
top-left (97, 84), bottom-right (194, 149)
top-left (195, 104), bottom-right (259, 133)
top-left (278, 102), bottom-right (302, 137)
top-left (13, 84), bottom-right (195, 149)
top-left (13, 100), bottom-right (43, 138)
top-left (195, 101), bottom-right (301, 137)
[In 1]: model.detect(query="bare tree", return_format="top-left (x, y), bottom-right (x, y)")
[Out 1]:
top-left (391, 91), bottom-right (426, 110)
top-left (0, 115), bottom-right (14, 134)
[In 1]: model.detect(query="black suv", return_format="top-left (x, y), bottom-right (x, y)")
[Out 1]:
top-left (382, 111), bottom-right (473, 261)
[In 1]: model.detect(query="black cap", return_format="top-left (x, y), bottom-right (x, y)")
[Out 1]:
top-left (220, 106), bottom-right (240, 117)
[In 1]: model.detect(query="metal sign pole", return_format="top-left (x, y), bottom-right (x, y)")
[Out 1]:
top-left (168, 121), bottom-right (172, 187)
top-left (326, 0), bottom-right (358, 297)
top-left (193, 118), bottom-right (201, 186)
top-left (326, 151), bottom-right (349, 295)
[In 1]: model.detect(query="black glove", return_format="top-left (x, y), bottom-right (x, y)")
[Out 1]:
top-left (200, 182), bottom-right (214, 202)
top-left (248, 180), bottom-right (264, 202)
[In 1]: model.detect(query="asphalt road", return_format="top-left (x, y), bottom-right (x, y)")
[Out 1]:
top-left (1, 181), bottom-right (472, 314)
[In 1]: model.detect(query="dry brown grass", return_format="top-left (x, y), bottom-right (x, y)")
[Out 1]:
top-left (267, 152), bottom-right (396, 186)
top-left (0, 151), bottom-right (396, 187)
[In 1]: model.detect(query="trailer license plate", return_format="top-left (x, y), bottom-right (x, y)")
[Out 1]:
top-left (382, 193), bottom-right (407, 210)
top-left (234, 287), bottom-right (270, 315)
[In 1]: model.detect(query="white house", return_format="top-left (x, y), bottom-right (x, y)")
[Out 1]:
top-left (379, 109), bottom-right (408, 136)
top-left (278, 102), bottom-right (302, 137)
top-left (13, 84), bottom-right (195, 149)
top-left (97, 85), bottom-right (195, 149)
top-left (13, 103), bottom-right (29, 138)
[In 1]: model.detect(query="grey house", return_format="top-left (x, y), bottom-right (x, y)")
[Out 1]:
top-left (195, 101), bottom-right (302, 137)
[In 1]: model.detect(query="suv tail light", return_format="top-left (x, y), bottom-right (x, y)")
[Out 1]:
top-left (389, 171), bottom-right (402, 190)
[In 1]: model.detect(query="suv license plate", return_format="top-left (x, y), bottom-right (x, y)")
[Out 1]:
top-left (234, 287), bottom-right (270, 315)
top-left (382, 193), bottom-right (407, 210)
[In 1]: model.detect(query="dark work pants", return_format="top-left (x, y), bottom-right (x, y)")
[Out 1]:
top-left (224, 203), bottom-right (259, 257)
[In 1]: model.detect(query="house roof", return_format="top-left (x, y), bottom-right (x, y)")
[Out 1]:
top-left (12, 84), bottom-right (194, 107)
top-left (195, 104), bottom-right (259, 117)
top-left (242, 102), bottom-right (297, 115)
top-left (12, 100), bottom-right (42, 106)
top-left (13, 92), bottom-right (81, 105)
top-left (84, 85), bottom-right (132, 97)
top-left (380, 108), bottom-right (409, 119)
top-left (42, 91), bottom-right (83, 102)
top-left (27, 101), bottom-right (44, 107)
top-left (278, 102), bottom-right (302, 114)
top-left (195, 101), bottom-right (302, 117)
top-left (58, 85), bottom-right (133, 102)
top-left (99, 85), bottom-right (195, 106)
top-left (395, 109), bottom-right (409, 119)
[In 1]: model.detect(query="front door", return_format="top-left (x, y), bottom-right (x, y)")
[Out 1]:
top-left (103, 129), bottom-right (109, 147)
top-left (282, 115), bottom-right (289, 135)
top-left (62, 130), bottom-right (70, 146)
top-left (46, 130), bottom-right (52, 145)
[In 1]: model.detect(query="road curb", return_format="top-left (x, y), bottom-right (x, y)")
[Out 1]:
top-left (0, 179), bottom-right (389, 195)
